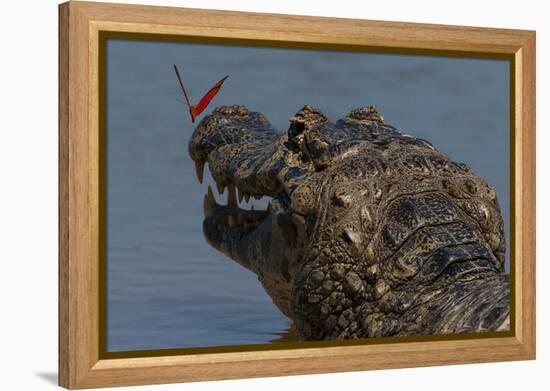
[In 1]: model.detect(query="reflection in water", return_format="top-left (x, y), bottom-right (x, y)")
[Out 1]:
top-left (270, 323), bottom-right (299, 343)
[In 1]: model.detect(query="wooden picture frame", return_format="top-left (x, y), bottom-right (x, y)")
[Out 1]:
top-left (58, 1), bottom-right (536, 388)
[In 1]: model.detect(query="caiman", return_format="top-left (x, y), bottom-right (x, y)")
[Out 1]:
top-left (188, 104), bottom-right (510, 340)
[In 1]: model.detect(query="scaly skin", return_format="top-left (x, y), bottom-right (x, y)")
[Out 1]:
top-left (188, 104), bottom-right (510, 340)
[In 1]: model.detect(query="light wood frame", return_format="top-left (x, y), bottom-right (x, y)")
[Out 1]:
top-left (59, 1), bottom-right (536, 389)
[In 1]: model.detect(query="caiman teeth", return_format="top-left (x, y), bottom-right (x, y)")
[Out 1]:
top-left (238, 187), bottom-right (244, 203)
top-left (204, 186), bottom-right (216, 217)
top-left (194, 160), bottom-right (205, 184)
top-left (216, 180), bottom-right (226, 195)
top-left (227, 183), bottom-right (237, 207)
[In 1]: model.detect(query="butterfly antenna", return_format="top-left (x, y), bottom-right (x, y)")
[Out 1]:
top-left (173, 64), bottom-right (193, 109)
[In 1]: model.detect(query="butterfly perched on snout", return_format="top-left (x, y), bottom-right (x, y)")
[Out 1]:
top-left (173, 64), bottom-right (229, 123)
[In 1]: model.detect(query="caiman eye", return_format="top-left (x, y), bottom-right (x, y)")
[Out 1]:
top-left (287, 106), bottom-right (331, 170)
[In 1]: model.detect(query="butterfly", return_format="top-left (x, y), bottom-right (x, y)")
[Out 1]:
top-left (173, 64), bottom-right (229, 123)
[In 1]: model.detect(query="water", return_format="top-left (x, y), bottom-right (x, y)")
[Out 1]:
top-left (106, 39), bottom-right (510, 352)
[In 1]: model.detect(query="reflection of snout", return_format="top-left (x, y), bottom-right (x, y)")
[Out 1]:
top-left (201, 185), bottom-right (272, 272)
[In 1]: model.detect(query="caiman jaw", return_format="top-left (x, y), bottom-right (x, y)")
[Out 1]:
top-left (198, 171), bottom-right (291, 272)
top-left (188, 105), bottom-right (295, 270)
top-left (202, 185), bottom-right (270, 247)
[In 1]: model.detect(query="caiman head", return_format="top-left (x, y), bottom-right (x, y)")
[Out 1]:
top-left (188, 104), bottom-right (510, 340)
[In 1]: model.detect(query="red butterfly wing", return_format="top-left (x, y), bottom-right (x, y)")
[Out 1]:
top-left (192, 75), bottom-right (229, 117)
